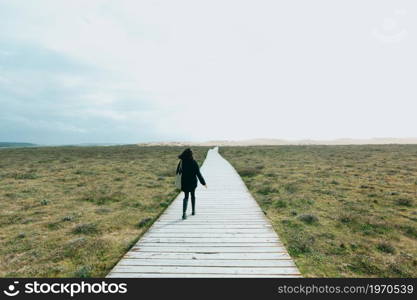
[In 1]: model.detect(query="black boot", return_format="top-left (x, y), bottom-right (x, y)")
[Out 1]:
top-left (182, 196), bottom-right (188, 220)
top-left (191, 197), bottom-right (195, 215)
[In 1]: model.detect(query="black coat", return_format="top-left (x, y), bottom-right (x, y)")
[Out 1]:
top-left (176, 159), bottom-right (206, 192)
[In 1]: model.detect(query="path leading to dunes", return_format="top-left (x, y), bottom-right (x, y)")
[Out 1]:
top-left (107, 147), bottom-right (301, 278)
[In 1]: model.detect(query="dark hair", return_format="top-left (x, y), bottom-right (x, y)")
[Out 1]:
top-left (178, 148), bottom-right (193, 160)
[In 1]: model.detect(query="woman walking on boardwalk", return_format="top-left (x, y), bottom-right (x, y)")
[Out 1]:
top-left (176, 148), bottom-right (207, 219)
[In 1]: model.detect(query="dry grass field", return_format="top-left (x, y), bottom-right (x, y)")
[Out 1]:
top-left (0, 145), bottom-right (209, 277)
top-left (1, 144), bottom-right (415, 278)
top-left (221, 145), bottom-right (417, 277)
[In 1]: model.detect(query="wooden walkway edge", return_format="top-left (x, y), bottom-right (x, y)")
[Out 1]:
top-left (107, 147), bottom-right (301, 278)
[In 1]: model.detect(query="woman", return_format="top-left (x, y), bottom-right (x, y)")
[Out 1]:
top-left (176, 148), bottom-right (207, 219)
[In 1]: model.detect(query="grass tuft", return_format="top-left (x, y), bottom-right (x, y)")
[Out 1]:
top-left (72, 223), bottom-right (99, 235)
top-left (73, 266), bottom-right (92, 278)
top-left (298, 214), bottom-right (319, 224)
top-left (376, 242), bottom-right (396, 254)
top-left (137, 217), bottom-right (153, 228)
top-left (395, 198), bottom-right (413, 207)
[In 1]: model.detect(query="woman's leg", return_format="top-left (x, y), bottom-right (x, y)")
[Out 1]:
top-left (191, 189), bottom-right (196, 215)
top-left (182, 191), bottom-right (190, 218)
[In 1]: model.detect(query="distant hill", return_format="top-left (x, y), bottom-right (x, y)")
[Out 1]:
top-left (0, 142), bottom-right (127, 148)
top-left (71, 143), bottom-right (124, 147)
top-left (138, 138), bottom-right (417, 147)
top-left (0, 142), bottom-right (37, 148)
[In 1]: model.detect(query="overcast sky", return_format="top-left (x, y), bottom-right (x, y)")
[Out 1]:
top-left (0, 0), bottom-right (415, 144)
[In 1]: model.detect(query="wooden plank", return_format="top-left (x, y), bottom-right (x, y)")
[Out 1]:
top-left (147, 231), bottom-right (275, 235)
top-left (159, 214), bottom-right (267, 218)
top-left (137, 243), bottom-right (281, 248)
top-left (148, 229), bottom-right (275, 234)
top-left (124, 252), bottom-right (292, 260)
top-left (131, 246), bottom-right (287, 253)
top-left (118, 259), bottom-right (295, 267)
top-left (140, 237), bottom-right (280, 243)
top-left (142, 234), bottom-right (277, 239)
top-left (107, 273), bottom-right (301, 278)
top-left (111, 266), bottom-right (300, 275)
top-left (151, 225), bottom-right (273, 229)
top-left (168, 208), bottom-right (260, 210)
top-left (155, 220), bottom-right (268, 224)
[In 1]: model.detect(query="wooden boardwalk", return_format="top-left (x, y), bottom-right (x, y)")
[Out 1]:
top-left (107, 147), bottom-right (301, 278)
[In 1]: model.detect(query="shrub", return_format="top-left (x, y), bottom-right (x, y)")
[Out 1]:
top-left (239, 167), bottom-right (261, 177)
top-left (257, 196), bottom-right (272, 206)
top-left (400, 226), bottom-right (417, 239)
top-left (17, 233), bottom-right (26, 239)
top-left (72, 223), bottom-right (99, 235)
top-left (387, 260), bottom-right (412, 277)
top-left (348, 255), bottom-right (380, 275)
top-left (47, 222), bottom-right (61, 230)
top-left (287, 233), bottom-right (315, 256)
top-left (283, 183), bottom-right (298, 194)
top-left (376, 242), bottom-right (396, 254)
top-left (40, 199), bottom-right (50, 206)
top-left (339, 214), bottom-right (355, 224)
top-left (13, 172), bottom-right (38, 179)
top-left (359, 222), bottom-right (390, 236)
top-left (73, 266), bottom-right (92, 278)
top-left (66, 237), bottom-right (87, 249)
top-left (299, 214), bottom-right (319, 224)
top-left (81, 191), bottom-right (125, 205)
top-left (137, 217), bottom-right (152, 228)
top-left (257, 186), bottom-right (277, 195)
top-left (74, 169), bottom-right (97, 176)
top-left (273, 199), bottom-right (287, 208)
top-left (396, 198), bottom-right (413, 207)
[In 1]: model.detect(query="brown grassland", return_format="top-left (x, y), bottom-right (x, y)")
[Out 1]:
top-left (0, 145), bottom-right (209, 277)
top-left (0, 144), bottom-right (416, 277)
top-left (220, 145), bottom-right (417, 277)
